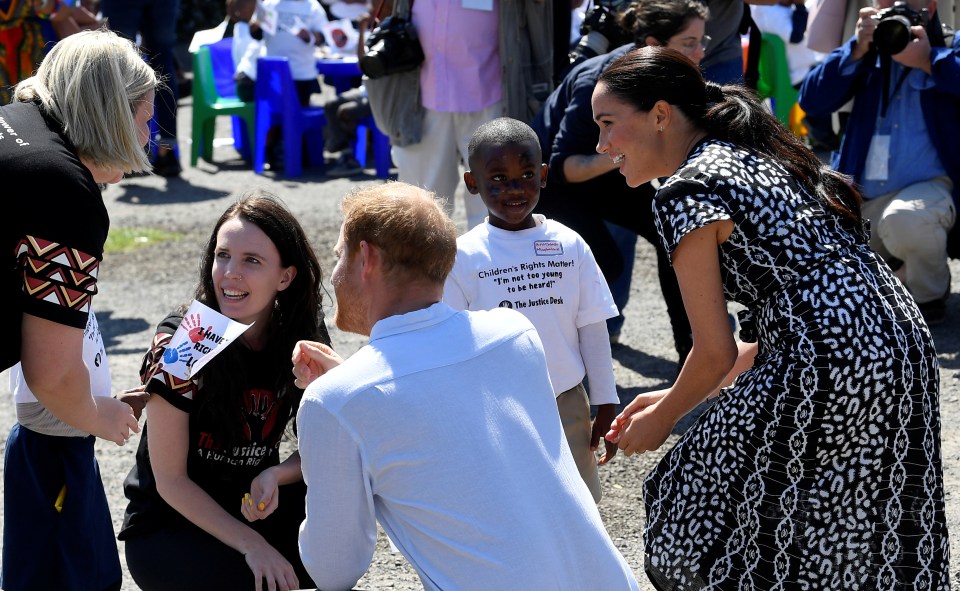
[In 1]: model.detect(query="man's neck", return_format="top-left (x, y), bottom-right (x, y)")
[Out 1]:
top-left (367, 280), bottom-right (444, 328)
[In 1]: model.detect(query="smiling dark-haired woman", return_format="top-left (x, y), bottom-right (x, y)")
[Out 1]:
top-left (119, 191), bottom-right (331, 591)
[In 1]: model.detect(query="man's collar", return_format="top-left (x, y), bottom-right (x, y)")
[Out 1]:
top-left (369, 302), bottom-right (455, 342)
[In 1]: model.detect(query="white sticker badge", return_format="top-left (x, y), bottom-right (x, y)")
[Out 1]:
top-left (534, 240), bottom-right (563, 256)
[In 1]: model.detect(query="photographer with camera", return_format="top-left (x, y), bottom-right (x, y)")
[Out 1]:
top-left (564, 0), bottom-right (635, 78)
top-left (799, 0), bottom-right (959, 325)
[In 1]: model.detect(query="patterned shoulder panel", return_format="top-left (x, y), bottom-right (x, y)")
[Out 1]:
top-left (16, 235), bottom-right (100, 315)
top-left (140, 330), bottom-right (198, 401)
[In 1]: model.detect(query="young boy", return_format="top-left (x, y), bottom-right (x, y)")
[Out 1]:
top-left (443, 117), bottom-right (620, 502)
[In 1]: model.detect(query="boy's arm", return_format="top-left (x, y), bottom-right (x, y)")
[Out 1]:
top-left (578, 321), bottom-right (618, 464)
top-left (578, 322), bottom-right (617, 405)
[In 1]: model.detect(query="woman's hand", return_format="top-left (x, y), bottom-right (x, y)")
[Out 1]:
top-left (241, 467), bottom-right (280, 522)
top-left (608, 395), bottom-right (676, 456)
top-left (606, 389), bottom-right (668, 447)
top-left (292, 340), bottom-right (344, 388)
top-left (242, 536), bottom-right (300, 591)
top-left (93, 396), bottom-right (142, 445)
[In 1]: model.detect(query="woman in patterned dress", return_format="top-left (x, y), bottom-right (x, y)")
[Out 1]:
top-left (593, 46), bottom-right (949, 590)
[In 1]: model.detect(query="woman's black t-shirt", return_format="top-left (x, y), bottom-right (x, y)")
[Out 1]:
top-left (1, 100), bottom-right (107, 372)
top-left (119, 312), bottom-right (291, 538)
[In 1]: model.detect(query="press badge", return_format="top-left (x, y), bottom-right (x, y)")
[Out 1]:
top-left (462, 0), bottom-right (493, 10)
top-left (863, 134), bottom-right (890, 181)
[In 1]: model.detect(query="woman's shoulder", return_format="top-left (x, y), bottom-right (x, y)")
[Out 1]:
top-left (671, 139), bottom-right (763, 181)
top-left (1, 101), bottom-right (97, 193)
top-left (155, 308), bottom-right (189, 335)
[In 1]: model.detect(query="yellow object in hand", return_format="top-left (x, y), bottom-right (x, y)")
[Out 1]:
top-left (258, 502), bottom-right (265, 511)
top-left (55, 484), bottom-right (67, 513)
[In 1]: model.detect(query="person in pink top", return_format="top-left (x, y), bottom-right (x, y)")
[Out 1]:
top-left (391, 0), bottom-right (553, 230)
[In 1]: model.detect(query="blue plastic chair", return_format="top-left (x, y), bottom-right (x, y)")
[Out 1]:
top-left (355, 114), bottom-right (392, 179)
top-left (207, 37), bottom-right (254, 160)
top-left (254, 57), bottom-right (326, 177)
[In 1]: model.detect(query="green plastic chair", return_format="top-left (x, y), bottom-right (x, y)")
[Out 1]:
top-left (756, 32), bottom-right (798, 127)
top-left (191, 44), bottom-right (256, 166)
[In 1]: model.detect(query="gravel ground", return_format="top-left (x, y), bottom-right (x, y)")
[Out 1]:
top-left (1, 100), bottom-right (958, 589)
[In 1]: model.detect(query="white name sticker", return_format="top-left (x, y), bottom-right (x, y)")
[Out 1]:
top-left (462, 0), bottom-right (493, 10)
top-left (534, 240), bottom-right (563, 256)
top-left (864, 134), bottom-right (890, 181)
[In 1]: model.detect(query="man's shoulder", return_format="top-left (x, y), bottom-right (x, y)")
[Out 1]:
top-left (302, 309), bottom-right (539, 406)
top-left (300, 345), bottom-right (383, 411)
top-left (571, 44), bottom-right (633, 82)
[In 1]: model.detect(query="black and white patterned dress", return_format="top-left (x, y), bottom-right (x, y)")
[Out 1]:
top-left (646, 139), bottom-right (950, 590)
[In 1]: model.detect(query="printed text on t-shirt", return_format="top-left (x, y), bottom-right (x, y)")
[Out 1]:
top-left (476, 258), bottom-right (575, 307)
top-left (0, 117), bottom-right (31, 147)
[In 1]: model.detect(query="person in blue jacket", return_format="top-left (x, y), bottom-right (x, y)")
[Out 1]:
top-left (799, 0), bottom-right (960, 325)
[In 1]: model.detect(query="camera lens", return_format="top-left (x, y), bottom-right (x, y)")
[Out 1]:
top-left (874, 15), bottom-right (912, 55)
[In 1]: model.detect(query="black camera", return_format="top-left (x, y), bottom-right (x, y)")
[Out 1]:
top-left (872, 1), bottom-right (928, 55)
top-left (360, 16), bottom-right (425, 79)
top-left (568, 0), bottom-right (633, 70)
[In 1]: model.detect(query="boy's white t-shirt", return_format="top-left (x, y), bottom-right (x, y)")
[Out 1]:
top-left (260, 0), bottom-right (330, 80)
top-left (444, 215), bottom-right (617, 396)
top-left (233, 21), bottom-right (265, 80)
top-left (10, 309), bottom-right (111, 404)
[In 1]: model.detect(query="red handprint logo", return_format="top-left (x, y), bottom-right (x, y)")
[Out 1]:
top-left (242, 389), bottom-right (278, 442)
top-left (183, 314), bottom-right (206, 343)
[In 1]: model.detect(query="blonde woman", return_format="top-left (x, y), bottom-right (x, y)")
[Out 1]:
top-left (2, 29), bottom-right (156, 591)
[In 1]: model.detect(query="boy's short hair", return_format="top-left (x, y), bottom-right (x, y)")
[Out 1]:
top-left (341, 182), bottom-right (459, 285)
top-left (467, 117), bottom-right (542, 170)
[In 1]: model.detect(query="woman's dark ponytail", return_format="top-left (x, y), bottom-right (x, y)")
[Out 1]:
top-left (600, 47), bottom-right (862, 225)
top-left (699, 83), bottom-right (862, 224)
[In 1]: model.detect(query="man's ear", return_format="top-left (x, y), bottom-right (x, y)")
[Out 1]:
top-left (539, 163), bottom-right (548, 188)
top-left (358, 240), bottom-right (380, 280)
top-left (463, 170), bottom-right (481, 195)
top-left (644, 35), bottom-right (661, 47)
